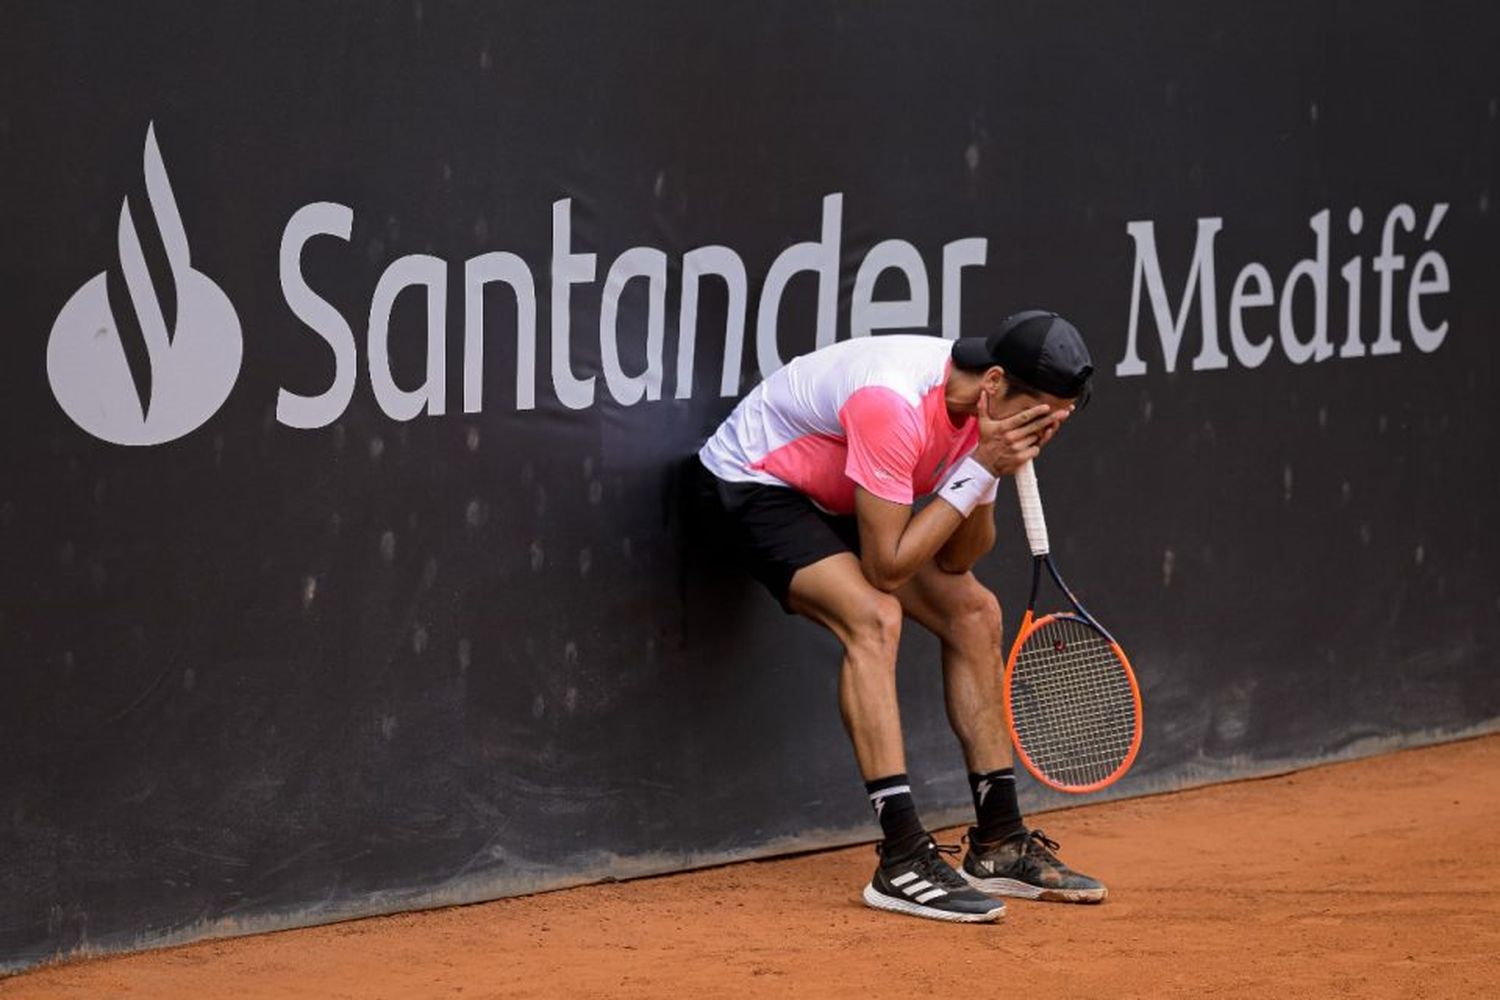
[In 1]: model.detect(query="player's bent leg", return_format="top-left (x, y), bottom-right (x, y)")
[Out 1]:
top-left (787, 553), bottom-right (907, 779)
top-left (788, 555), bottom-right (1004, 923)
top-left (897, 564), bottom-right (1108, 904)
top-left (894, 564), bottom-right (1010, 773)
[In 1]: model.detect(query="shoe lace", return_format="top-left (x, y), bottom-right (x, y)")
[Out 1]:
top-left (1024, 829), bottom-right (1063, 861)
top-left (916, 841), bottom-right (970, 890)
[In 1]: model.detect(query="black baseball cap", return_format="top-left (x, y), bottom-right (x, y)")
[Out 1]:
top-left (951, 310), bottom-right (1094, 399)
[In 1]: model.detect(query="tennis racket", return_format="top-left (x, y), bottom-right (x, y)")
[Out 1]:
top-left (1003, 460), bottom-right (1142, 793)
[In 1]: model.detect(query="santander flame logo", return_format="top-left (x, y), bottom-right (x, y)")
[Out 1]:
top-left (47, 124), bottom-right (241, 446)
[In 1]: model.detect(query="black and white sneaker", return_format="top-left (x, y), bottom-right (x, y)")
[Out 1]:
top-left (862, 838), bottom-right (1006, 923)
top-left (960, 827), bottom-right (1107, 903)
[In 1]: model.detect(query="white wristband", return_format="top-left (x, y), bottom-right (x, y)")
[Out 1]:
top-left (938, 457), bottom-right (998, 518)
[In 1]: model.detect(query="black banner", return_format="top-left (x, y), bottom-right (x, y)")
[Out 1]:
top-left (3, 1), bottom-right (1498, 971)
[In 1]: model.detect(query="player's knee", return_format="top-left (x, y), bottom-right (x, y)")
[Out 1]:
top-left (845, 591), bottom-right (903, 661)
top-left (948, 581), bottom-right (1002, 649)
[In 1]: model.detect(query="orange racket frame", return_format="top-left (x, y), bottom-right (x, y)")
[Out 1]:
top-left (1003, 606), bottom-right (1144, 793)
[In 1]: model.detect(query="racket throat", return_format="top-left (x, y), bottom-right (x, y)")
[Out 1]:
top-left (1025, 557), bottom-right (1044, 614)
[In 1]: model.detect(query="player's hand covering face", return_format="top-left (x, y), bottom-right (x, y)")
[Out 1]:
top-left (972, 390), bottom-right (1072, 477)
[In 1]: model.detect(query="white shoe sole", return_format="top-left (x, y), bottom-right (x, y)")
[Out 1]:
top-left (862, 883), bottom-right (1006, 923)
top-left (960, 870), bottom-right (1108, 903)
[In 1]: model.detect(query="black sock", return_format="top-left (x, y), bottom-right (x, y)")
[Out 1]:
top-left (969, 768), bottom-right (1024, 842)
top-left (865, 774), bottom-right (927, 856)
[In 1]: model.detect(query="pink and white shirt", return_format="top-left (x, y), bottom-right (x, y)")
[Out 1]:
top-left (699, 335), bottom-right (979, 515)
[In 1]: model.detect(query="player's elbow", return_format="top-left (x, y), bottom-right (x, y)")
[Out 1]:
top-left (935, 533), bottom-right (994, 575)
top-left (934, 551), bottom-right (978, 575)
top-left (860, 556), bottom-right (911, 593)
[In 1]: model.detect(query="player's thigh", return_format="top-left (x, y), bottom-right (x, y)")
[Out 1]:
top-left (788, 553), bottom-right (902, 653)
top-left (893, 562), bottom-right (1001, 649)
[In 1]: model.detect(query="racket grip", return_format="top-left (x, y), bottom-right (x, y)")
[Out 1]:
top-left (1014, 460), bottom-right (1050, 556)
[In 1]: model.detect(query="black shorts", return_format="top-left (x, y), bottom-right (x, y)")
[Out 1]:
top-left (692, 457), bottom-right (861, 613)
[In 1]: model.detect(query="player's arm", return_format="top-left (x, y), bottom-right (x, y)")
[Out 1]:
top-left (853, 394), bottom-right (1060, 591)
top-left (854, 488), bottom-right (967, 592)
top-left (934, 501), bottom-right (996, 574)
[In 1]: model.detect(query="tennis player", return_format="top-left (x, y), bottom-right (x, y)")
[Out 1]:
top-left (695, 311), bottom-right (1106, 922)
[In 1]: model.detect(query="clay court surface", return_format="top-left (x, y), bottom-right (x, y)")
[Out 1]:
top-left (7, 735), bottom-right (1498, 999)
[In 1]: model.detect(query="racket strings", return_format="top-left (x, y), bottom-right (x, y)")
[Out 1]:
top-left (1010, 616), bottom-right (1137, 788)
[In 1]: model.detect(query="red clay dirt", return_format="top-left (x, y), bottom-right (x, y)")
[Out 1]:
top-left (6, 735), bottom-right (1499, 999)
